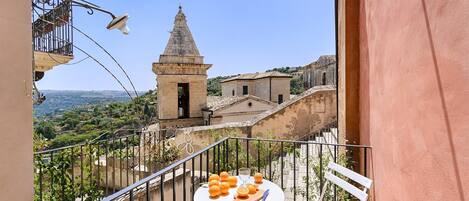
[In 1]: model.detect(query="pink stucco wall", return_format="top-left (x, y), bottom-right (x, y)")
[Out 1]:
top-left (0, 1), bottom-right (33, 200)
top-left (359, 0), bottom-right (469, 200)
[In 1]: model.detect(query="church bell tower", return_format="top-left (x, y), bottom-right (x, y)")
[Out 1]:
top-left (152, 7), bottom-right (212, 129)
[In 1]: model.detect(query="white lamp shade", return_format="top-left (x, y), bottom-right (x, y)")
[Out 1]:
top-left (107, 14), bottom-right (130, 35)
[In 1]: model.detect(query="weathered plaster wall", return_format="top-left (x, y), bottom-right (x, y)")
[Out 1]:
top-left (222, 78), bottom-right (291, 104)
top-left (216, 99), bottom-right (275, 115)
top-left (254, 78), bottom-right (270, 101)
top-left (174, 124), bottom-right (250, 157)
top-left (221, 81), bottom-right (237, 96)
top-left (235, 80), bottom-right (256, 95)
top-left (212, 98), bottom-right (276, 125)
top-left (358, 0), bottom-right (469, 200)
top-left (175, 87), bottom-right (337, 156)
top-left (268, 77), bottom-right (291, 103)
top-left (251, 87), bottom-right (336, 139)
top-left (0, 1), bottom-right (33, 200)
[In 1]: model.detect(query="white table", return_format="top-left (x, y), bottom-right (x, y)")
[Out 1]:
top-left (194, 176), bottom-right (284, 201)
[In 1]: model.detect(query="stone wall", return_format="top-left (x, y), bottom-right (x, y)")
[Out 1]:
top-left (157, 74), bottom-right (207, 120)
top-left (173, 86), bottom-right (337, 155)
top-left (268, 77), bottom-right (291, 103)
top-left (254, 78), bottom-right (270, 100)
top-left (221, 77), bottom-right (291, 103)
top-left (250, 86), bottom-right (336, 139)
top-left (174, 123), bottom-right (250, 156)
top-left (303, 55), bottom-right (337, 89)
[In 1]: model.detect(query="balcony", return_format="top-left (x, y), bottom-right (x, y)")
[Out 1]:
top-left (32, 0), bottom-right (74, 77)
top-left (34, 127), bottom-right (371, 201)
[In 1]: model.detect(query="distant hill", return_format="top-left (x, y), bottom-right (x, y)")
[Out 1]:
top-left (34, 90), bottom-right (156, 150)
top-left (34, 90), bottom-right (134, 117)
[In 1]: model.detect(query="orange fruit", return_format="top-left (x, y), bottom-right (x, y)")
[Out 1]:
top-left (209, 185), bottom-right (221, 198)
top-left (236, 186), bottom-right (249, 198)
top-left (228, 176), bottom-right (238, 187)
top-left (247, 184), bottom-right (257, 194)
top-left (254, 172), bottom-right (263, 184)
top-left (209, 174), bottom-right (220, 182)
top-left (220, 171), bottom-right (229, 181)
top-left (209, 180), bottom-right (219, 187)
top-left (220, 182), bottom-right (230, 194)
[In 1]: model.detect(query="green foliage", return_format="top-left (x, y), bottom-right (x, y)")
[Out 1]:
top-left (35, 121), bottom-right (57, 140)
top-left (151, 140), bottom-right (181, 170)
top-left (34, 135), bottom-right (181, 200)
top-left (50, 131), bottom-right (101, 148)
top-left (207, 76), bottom-right (235, 96)
top-left (34, 90), bottom-right (131, 117)
top-left (266, 66), bottom-right (298, 74)
top-left (290, 77), bottom-right (305, 95)
top-left (34, 146), bottom-right (102, 201)
top-left (34, 91), bottom-right (157, 150)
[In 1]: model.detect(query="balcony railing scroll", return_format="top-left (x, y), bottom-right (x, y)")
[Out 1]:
top-left (32, 0), bottom-right (73, 56)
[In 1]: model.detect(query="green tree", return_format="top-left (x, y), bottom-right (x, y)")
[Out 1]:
top-left (35, 121), bottom-right (57, 140)
top-left (290, 77), bottom-right (305, 95)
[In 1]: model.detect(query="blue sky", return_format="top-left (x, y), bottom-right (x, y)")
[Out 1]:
top-left (37, 0), bottom-right (335, 91)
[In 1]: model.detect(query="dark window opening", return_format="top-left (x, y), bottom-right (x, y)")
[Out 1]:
top-left (232, 89), bottom-right (235, 96)
top-left (248, 102), bottom-right (252, 107)
top-left (322, 72), bottom-right (327, 85)
top-left (243, 85), bottom-right (248, 95)
top-left (178, 83), bottom-right (189, 118)
top-left (278, 94), bottom-right (284, 104)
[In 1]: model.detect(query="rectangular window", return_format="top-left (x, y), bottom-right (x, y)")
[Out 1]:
top-left (178, 83), bottom-right (189, 118)
top-left (243, 85), bottom-right (248, 95)
top-left (278, 94), bottom-right (284, 104)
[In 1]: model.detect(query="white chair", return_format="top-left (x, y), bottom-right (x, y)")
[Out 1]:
top-left (318, 162), bottom-right (372, 201)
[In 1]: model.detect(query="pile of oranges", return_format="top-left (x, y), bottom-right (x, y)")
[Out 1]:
top-left (208, 171), bottom-right (238, 198)
top-left (207, 171), bottom-right (264, 199)
top-left (236, 184), bottom-right (258, 198)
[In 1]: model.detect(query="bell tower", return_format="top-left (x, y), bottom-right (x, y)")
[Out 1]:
top-left (153, 7), bottom-right (212, 128)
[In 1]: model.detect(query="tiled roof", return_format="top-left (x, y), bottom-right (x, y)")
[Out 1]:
top-left (206, 96), bottom-right (245, 111)
top-left (220, 71), bottom-right (292, 83)
top-left (206, 95), bottom-right (276, 112)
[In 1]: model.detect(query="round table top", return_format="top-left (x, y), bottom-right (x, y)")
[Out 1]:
top-left (194, 176), bottom-right (284, 201)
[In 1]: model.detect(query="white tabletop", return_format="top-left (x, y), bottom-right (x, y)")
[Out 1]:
top-left (194, 176), bottom-right (284, 201)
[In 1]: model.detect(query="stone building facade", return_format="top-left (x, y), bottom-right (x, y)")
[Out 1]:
top-left (203, 95), bottom-right (277, 125)
top-left (303, 55), bottom-right (336, 89)
top-left (152, 7), bottom-right (212, 129)
top-left (220, 71), bottom-right (292, 104)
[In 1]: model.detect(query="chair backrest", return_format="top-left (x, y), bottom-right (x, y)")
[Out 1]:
top-left (324, 162), bottom-right (372, 201)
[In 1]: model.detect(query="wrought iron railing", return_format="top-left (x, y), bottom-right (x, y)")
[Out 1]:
top-left (103, 136), bottom-right (371, 201)
top-left (32, 0), bottom-right (73, 56)
top-left (33, 129), bottom-right (175, 201)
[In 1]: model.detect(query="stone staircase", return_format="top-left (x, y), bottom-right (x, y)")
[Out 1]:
top-left (268, 128), bottom-right (338, 201)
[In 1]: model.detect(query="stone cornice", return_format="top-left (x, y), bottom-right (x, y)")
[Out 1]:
top-left (152, 63), bottom-right (212, 75)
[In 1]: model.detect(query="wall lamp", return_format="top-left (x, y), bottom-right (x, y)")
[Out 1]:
top-left (71, 0), bottom-right (130, 35)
